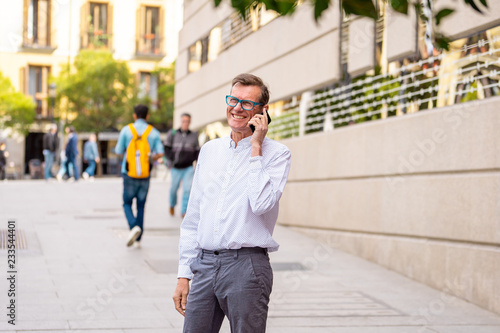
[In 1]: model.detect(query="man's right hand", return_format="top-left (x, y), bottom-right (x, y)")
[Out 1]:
top-left (173, 278), bottom-right (190, 316)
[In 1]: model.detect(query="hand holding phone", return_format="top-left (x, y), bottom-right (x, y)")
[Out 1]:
top-left (250, 109), bottom-right (272, 133)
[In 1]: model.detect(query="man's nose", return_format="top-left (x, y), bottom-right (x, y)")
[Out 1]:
top-left (233, 101), bottom-right (244, 111)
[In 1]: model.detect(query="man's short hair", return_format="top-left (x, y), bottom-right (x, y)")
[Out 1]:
top-left (181, 113), bottom-right (191, 119)
top-left (231, 73), bottom-right (270, 105)
top-left (134, 104), bottom-right (149, 119)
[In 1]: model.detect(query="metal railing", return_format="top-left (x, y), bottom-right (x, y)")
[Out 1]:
top-left (268, 36), bottom-right (500, 139)
top-left (136, 35), bottom-right (165, 56)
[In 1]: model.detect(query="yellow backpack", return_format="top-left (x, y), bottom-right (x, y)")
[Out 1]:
top-left (125, 124), bottom-right (153, 178)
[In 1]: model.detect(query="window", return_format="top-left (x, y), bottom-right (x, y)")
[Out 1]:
top-left (186, 4), bottom-right (278, 73)
top-left (188, 41), bottom-right (203, 73)
top-left (136, 6), bottom-right (165, 56)
top-left (20, 65), bottom-right (51, 118)
top-left (23, 0), bottom-right (53, 48)
top-left (138, 72), bottom-right (158, 109)
top-left (80, 1), bottom-right (113, 49)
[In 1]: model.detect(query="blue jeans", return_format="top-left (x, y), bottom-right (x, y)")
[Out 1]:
top-left (170, 166), bottom-right (194, 215)
top-left (84, 160), bottom-right (96, 176)
top-left (57, 157), bottom-right (74, 178)
top-left (43, 150), bottom-right (54, 179)
top-left (122, 174), bottom-right (150, 241)
top-left (66, 156), bottom-right (79, 180)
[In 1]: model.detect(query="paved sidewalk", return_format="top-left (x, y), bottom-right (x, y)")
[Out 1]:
top-left (0, 178), bottom-right (499, 332)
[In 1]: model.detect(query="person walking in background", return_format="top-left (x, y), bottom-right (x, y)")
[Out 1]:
top-left (164, 113), bottom-right (200, 218)
top-left (0, 142), bottom-right (7, 180)
top-left (43, 124), bottom-right (58, 180)
top-left (56, 150), bottom-right (73, 182)
top-left (172, 74), bottom-right (291, 332)
top-left (82, 133), bottom-right (100, 180)
top-left (65, 126), bottom-right (79, 181)
top-left (115, 104), bottom-right (164, 248)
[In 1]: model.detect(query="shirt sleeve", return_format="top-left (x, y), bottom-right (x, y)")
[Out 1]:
top-left (152, 131), bottom-right (164, 155)
top-left (247, 147), bottom-right (291, 216)
top-left (93, 142), bottom-right (99, 159)
top-left (114, 127), bottom-right (128, 155)
top-left (177, 146), bottom-right (205, 279)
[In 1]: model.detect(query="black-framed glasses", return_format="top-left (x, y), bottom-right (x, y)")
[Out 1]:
top-left (226, 95), bottom-right (264, 111)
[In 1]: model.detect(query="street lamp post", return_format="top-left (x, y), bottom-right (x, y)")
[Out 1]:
top-left (48, 82), bottom-right (57, 123)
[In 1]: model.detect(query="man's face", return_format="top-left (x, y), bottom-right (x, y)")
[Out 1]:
top-left (226, 83), bottom-right (262, 134)
top-left (180, 116), bottom-right (191, 131)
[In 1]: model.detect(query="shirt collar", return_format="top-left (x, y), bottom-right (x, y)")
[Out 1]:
top-left (178, 128), bottom-right (191, 135)
top-left (227, 134), bottom-right (252, 149)
top-left (134, 118), bottom-right (147, 125)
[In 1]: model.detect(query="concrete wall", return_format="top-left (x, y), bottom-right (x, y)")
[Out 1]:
top-left (175, 3), bottom-right (341, 129)
top-left (278, 96), bottom-right (500, 315)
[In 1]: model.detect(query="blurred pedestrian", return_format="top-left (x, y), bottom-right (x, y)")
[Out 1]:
top-left (56, 150), bottom-right (73, 181)
top-left (65, 126), bottom-right (79, 181)
top-left (172, 73), bottom-right (291, 332)
top-left (164, 113), bottom-right (200, 218)
top-left (115, 104), bottom-right (164, 248)
top-left (0, 142), bottom-right (7, 180)
top-left (43, 124), bottom-right (58, 180)
top-left (82, 133), bottom-right (100, 180)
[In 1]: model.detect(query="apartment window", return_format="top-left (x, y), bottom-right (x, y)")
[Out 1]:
top-left (23, 0), bottom-right (53, 47)
top-left (138, 72), bottom-right (158, 108)
top-left (19, 65), bottom-right (51, 117)
top-left (187, 4), bottom-right (278, 73)
top-left (136, 6), bottom-right (165, 56)
top-left (80, 1), bottom-right (113, 49)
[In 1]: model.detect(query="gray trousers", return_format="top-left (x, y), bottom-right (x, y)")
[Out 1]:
top-left (183, 247), bottom-right (273, 333)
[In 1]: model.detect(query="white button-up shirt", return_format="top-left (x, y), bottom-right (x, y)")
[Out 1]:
top-left (177, 135), bottom-right (292, 279)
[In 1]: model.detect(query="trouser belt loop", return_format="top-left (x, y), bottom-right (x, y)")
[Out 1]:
top-left (234, 249), bottom-right (238, 259)
top-left (200, 251), bottom-right (204, 260)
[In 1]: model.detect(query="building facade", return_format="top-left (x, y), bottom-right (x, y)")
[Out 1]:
top-left (0, 0), bottom-right (182, 176)
top-left (175, 0), bottom-right (500, 314)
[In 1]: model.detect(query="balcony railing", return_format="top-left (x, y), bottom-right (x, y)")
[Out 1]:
top-left (136, 34), bottom-right (165, 57)
top-left (267, 35), bottom-right (500, 140)
top-left (81, 30), bottom-right (112, 50)
top-left (22, 28), bottom-right (56, 51)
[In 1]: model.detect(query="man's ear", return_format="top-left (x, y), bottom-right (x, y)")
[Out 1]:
top-left (146, 114), bottom-right (150, 120)
top-left (133, 114), bottom-right (137, 121)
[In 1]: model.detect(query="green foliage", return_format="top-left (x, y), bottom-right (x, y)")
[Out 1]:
top-left (0, 71), bottom-right (36, 134)
top-left (435, 8), bottom-right (454, 25)
top-left (215, 0), bottom-right (488, 31)
top-left (56, 50), bottom-right (137, 134)
top-left (342, 0), bottom-right (377, 19)
top-left (136, 63), bottom-right (175, 131)
top-left (388, 0), bottom-right (408, 14)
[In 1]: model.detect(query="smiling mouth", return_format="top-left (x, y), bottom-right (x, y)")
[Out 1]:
top-left (232, 114), bottom-right (246, 119)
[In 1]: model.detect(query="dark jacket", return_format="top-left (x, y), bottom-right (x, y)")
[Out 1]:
top-left (0, 149), bottom-right (6, 167)
top-left (65, 134), bottom-right (78, 159)
top-left (164, 128), bottom-right (200, 169)
top-left (43, 132), bottom-right (58, 152)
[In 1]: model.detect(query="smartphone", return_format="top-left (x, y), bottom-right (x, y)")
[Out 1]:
top-left (250, 111), bottom-right (272, 133)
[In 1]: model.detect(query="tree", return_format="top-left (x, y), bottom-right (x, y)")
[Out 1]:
top-left (0, 71), bottom-right (36, 134)
top-left (216, 0), bottom-right (489, 49)
top-left (56, 50), bottom-right (137, 134)
top-left (135, 63), bottom-right (176, 132)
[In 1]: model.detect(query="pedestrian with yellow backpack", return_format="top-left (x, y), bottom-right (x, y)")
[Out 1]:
top-left (115, 104), bottom-right (164, 248)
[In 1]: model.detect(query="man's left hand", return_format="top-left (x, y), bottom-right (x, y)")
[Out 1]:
top-left (249, 108), bottom-right (269, 157)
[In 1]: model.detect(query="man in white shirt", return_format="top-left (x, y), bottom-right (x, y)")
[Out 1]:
top-left (172, 73), bottom-right (291, 332)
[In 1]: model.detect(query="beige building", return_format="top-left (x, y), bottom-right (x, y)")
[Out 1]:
top-left (0, 0), bottom-right (182, 176)
top-left (175, 0), bottom-right (500, 315)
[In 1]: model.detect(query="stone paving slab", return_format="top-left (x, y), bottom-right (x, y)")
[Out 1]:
top-left (0, 178), bottom-right (499, 332)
